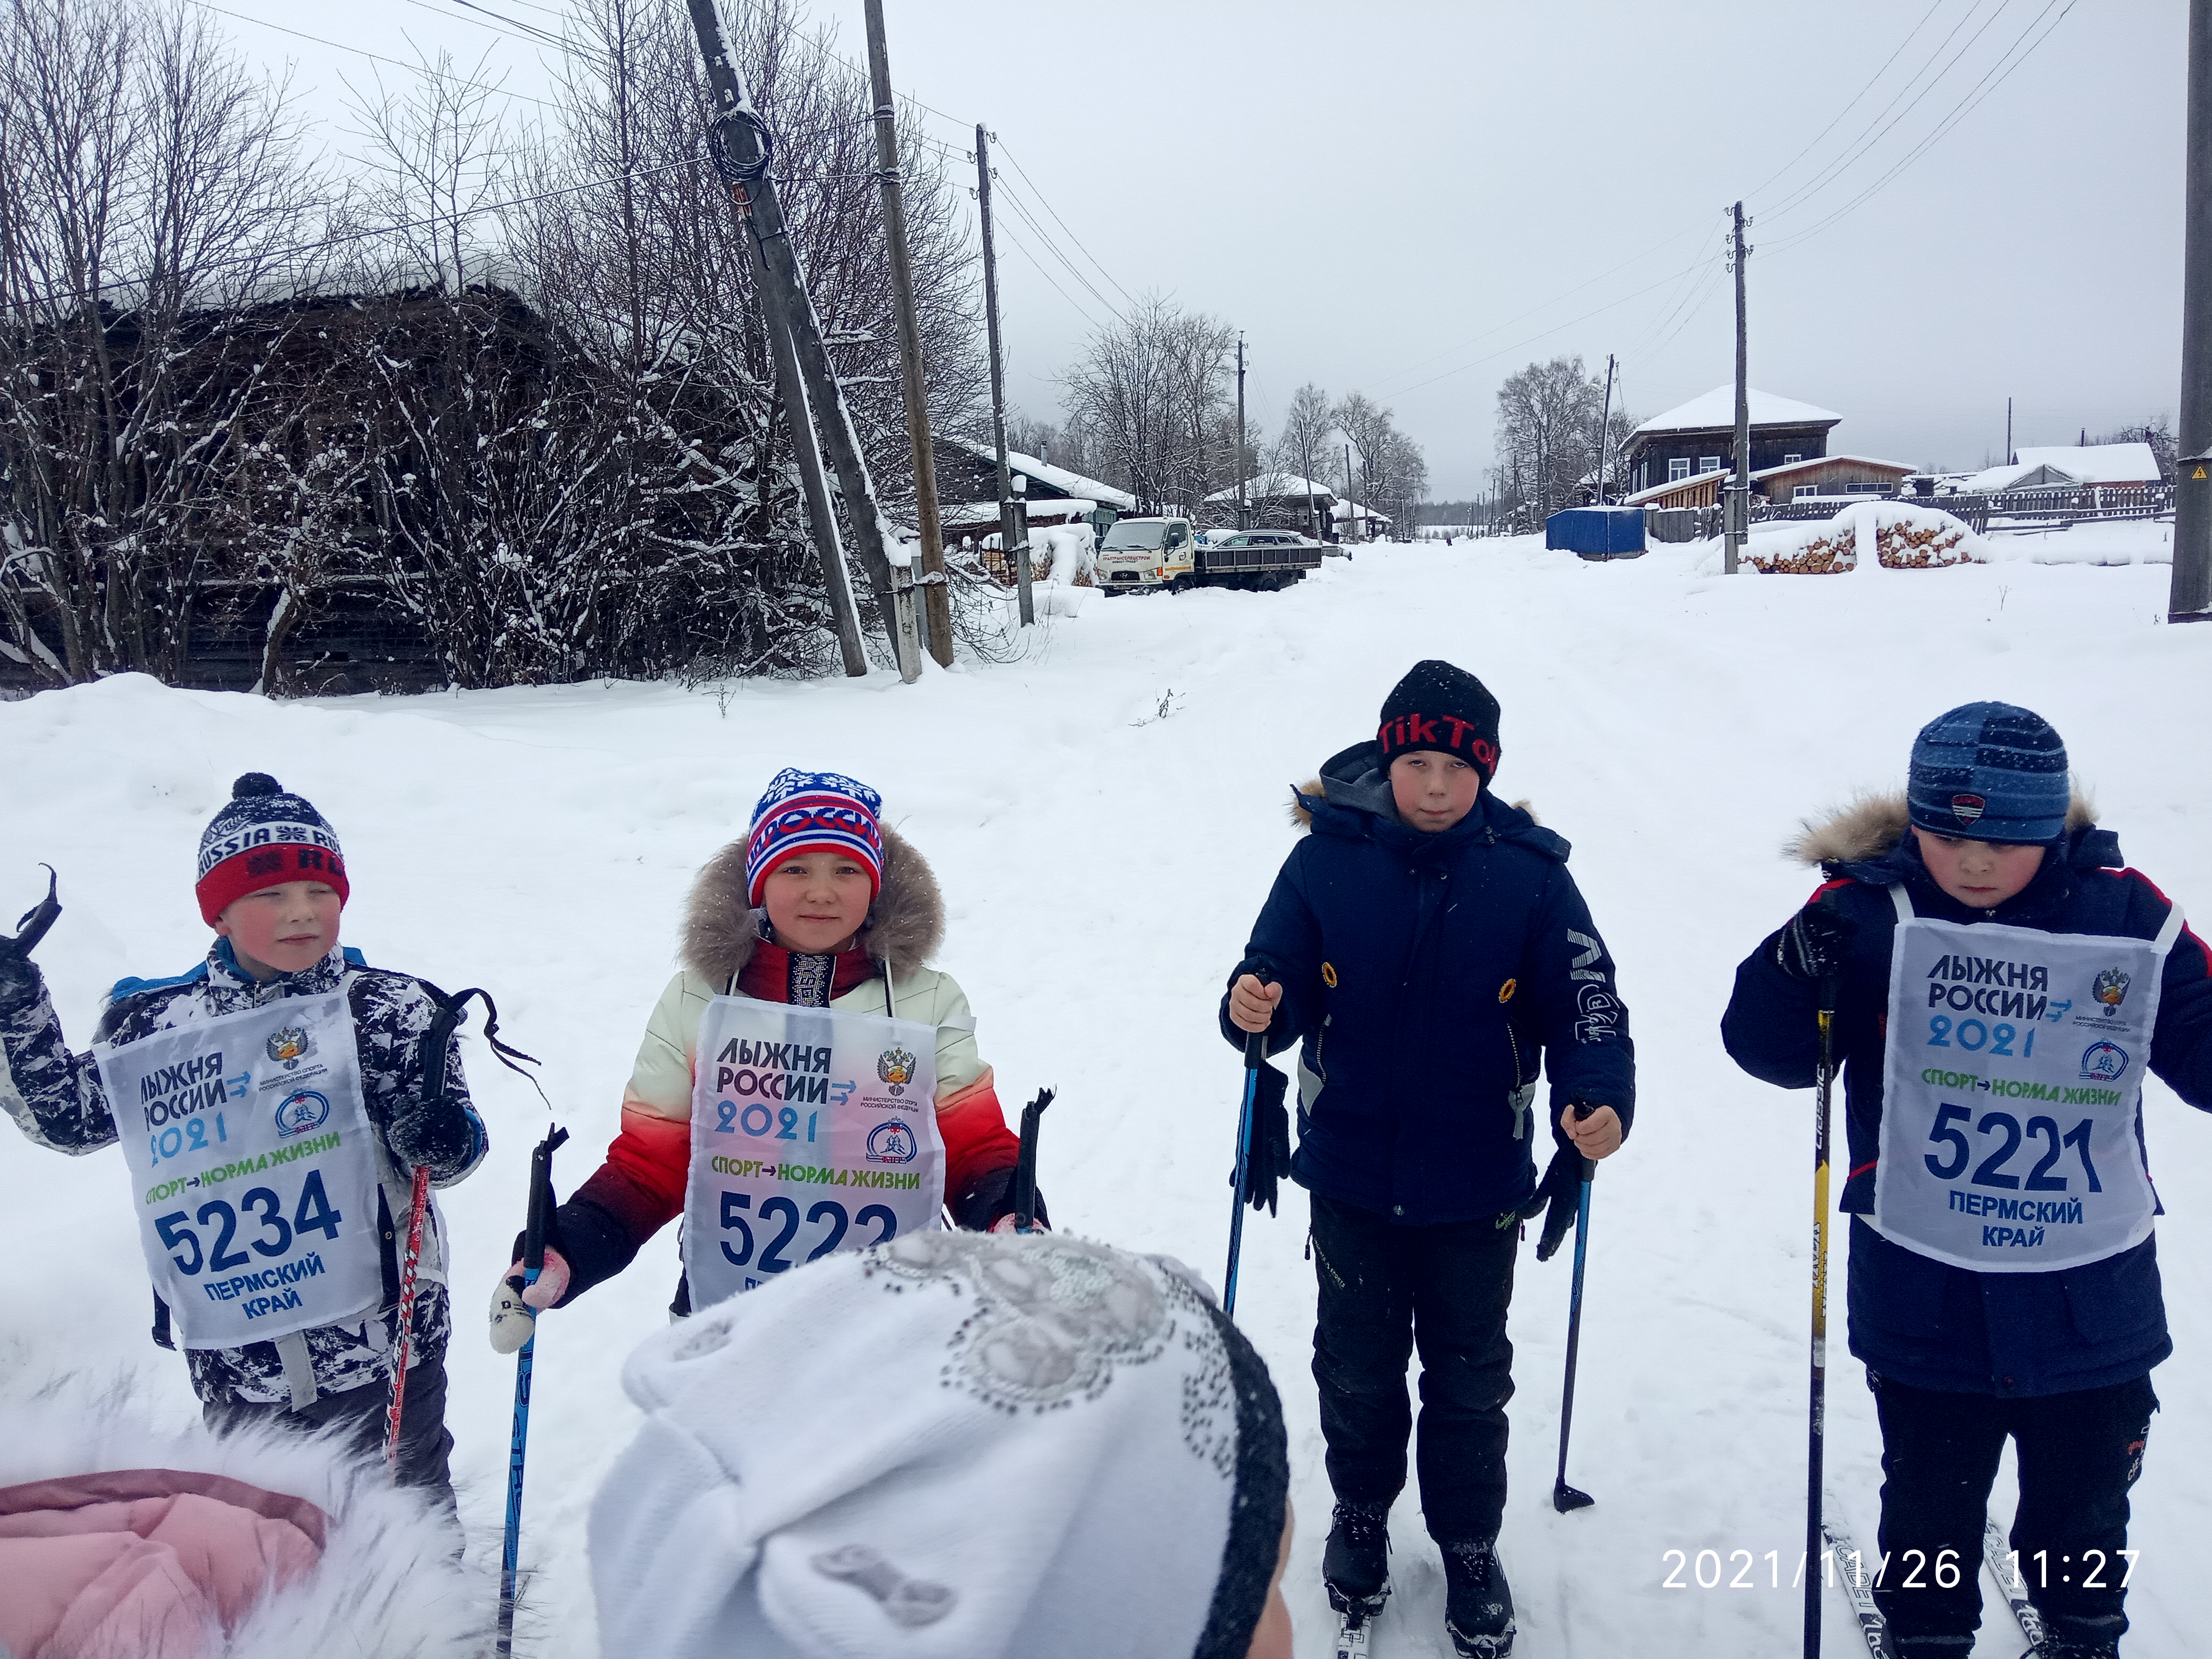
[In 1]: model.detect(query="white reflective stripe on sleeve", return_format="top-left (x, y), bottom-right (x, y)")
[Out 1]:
top-left (2154, 900), bottom-right (2188, 954)
top-left (1890, 884), bottom-right (1914, 922)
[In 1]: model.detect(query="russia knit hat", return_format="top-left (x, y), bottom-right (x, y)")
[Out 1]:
top-left (590, 1231), bottom-right (1291, 1659)
top-left (1377, 658), bottom-right (1502, 779)
top-left (1907, 702), bottom-right (2071, 844)
top-left (744, 769), bottom-right (887, 907)
top-left (195, 774), bottom-right (348, 926)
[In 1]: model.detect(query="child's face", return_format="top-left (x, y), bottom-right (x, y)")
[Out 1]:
top-left (760, 853), bottom-right (874, 954)
top-left (214, 881), bottom-right (342, 978)
top-left (1913, 828), bottom-right (2046, 910)
top-left (1388, 750), bottom-right (1482, 833)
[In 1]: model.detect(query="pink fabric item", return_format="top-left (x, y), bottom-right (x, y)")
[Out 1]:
top-left (0, 1469), bottom-right (324, 1659)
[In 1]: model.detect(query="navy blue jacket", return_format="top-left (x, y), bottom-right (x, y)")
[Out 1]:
top-left (1722, 803), bottom-right (2212, 1397)
top-left (1220, 744), bottom-right (1635, 1227)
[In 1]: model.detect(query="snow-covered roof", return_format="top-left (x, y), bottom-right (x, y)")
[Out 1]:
top-left (1750, 453), bottom-right (1916, 480)
top-left (2010, 443), bottom-right (2160, 485)
top-left (940, 435), bottom-right (1137, 511)
top-left (940, 497), bottom-right (1097, 530)
top-left (1632, 387), bottom-right (1843, 436)
top-left (1203, 473), bottom-right (1339, 504)
top-left (1331, 500), bottom-right (1391, 524)
top-left (1954, 461), bottom-right (2077, 494)
top-left (1621, 474), bottom-right (1715, 506)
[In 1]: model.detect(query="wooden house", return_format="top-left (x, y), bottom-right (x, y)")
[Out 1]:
top-left (1618, 387), bottom-right (1842, 498)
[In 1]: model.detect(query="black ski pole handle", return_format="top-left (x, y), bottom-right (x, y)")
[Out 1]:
top-left (1012, 1088), bottom-right (1054, 1233)
top-left (10, 866), bottom-right (59, 954)
top-left (522, 1126), bottom-right (569, 1276)
top-left (1244, 1026), bottom-right (1267, 1067)
top-left (1572, 1101), bottom-right (1598, 1182)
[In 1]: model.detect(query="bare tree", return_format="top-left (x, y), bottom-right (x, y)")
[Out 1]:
top-left (1058, 296), bottom-right (1235, 514)
top-left (1494, 355), bottom-right (1608, 523)
top-left (1335, 391), bottom-right (1426, 538)
top-left (1267, 383), bottom-right (1336, 537)
top-left (0, 0), bottom-right (325, 684)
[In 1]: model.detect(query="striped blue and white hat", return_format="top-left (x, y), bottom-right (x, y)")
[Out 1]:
top-left (1907, 702), bottom-right (2070, 844)
top-left (744, 769), bottom-right (885, 906)
top-left (195, 773), bottom-right (348, 923)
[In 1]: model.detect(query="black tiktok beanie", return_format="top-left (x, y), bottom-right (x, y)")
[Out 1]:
top-left (1377, 659), bottom-right (1502, 781)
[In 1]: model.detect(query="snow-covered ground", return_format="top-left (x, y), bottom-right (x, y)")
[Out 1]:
top-left (5, 534), bottom-right (2209, 1656)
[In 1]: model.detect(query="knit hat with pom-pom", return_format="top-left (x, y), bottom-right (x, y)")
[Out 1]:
top-left (195, 774), bottom-right (348, 925)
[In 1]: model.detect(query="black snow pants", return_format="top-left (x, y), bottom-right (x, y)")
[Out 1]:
top-left (206, 1348), bottom-right (457, 1511)
top-left (1309, 1190), bottom-right (1518, 1546)
top-left (1870, 1369), bottom-right (2156, 1657)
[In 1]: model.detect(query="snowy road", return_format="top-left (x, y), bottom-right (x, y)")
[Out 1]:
top-left (5, 534), bottom-right (2208, 1656)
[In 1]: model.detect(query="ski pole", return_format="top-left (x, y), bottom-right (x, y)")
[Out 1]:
top-left (1805, 970), bottom-right (1840, 1659)
top-left (1552, 1103), bottom-right (1598, 1513)
top-left (1012, 1088), bottom-right (1054, 1233)
top-left (383, 1164), bottom-right (433, 1473)
top-left (498, 1124), bottom-right (567, 1659)
top-left (1223, 1027), bottom-right (1265, 1316)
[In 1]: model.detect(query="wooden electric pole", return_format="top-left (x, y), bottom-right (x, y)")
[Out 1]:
top-left (1344, 440), bottom-right (1357, 544)
top-left (1596, 353), bottom-right (1616, 506)
top-left (2174, 0), bottom-right (2212, 621)
top-left (1724, 200), bottom-right (1750, 575)
top-left (683, 0), bottom-right (910, 678)
top-left (1235, 333), bottom-right (1249, 529)
top-left (864, 0), bottom-right (953, 666)
top-left (974, 125), bottom-right (1032, 625)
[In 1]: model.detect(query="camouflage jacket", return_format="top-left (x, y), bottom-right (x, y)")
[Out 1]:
top-left (0, 939), bottom-right (487, 1406)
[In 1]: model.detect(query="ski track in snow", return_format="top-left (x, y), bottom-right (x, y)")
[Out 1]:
top-left (4, 535), bottom-right (2207, 1657)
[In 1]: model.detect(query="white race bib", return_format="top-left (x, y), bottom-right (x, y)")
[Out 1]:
top-left (1872, 886), bottom-right (2180, 1272)
top-left (682, 996), bottom-right (944, 1312)
top-left (96, 992), bottom-right (384, 1346)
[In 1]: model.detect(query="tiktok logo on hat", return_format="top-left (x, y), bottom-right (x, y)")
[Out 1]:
top-left (1950, 794), bottom-right (1987, 826)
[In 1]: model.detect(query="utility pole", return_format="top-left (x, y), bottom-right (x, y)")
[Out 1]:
top-left (681, 2), bottom-right (862, 676)
top-left (1235, 333), bottom-right (1249, 530)
top-left (1596, 353), bottom-right (1616, 506)
top-left (975, 124), bottom-right (1032, 625)
top-left (1345, 441), bottom-right (1356, 544)
top-left (2006, 396), bottom-right (2014, 466)
top-left (2177, 1), bottom-right (2212, 621)
top-left (684, 0), bottom-right (903, 677)
top-left (1724, 200), bottom-right (1751, 575)
top-left (864, 0), bottom-right (952, 666)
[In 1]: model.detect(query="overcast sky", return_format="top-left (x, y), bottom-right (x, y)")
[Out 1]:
top-left (242, 0), bottom-right (2183, 497)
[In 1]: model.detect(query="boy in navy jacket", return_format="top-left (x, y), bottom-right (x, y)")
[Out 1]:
top-left (1724, 703), bottom-right (2212, 1659)
top-left (1223, 660), bottom-right (1633, 1659)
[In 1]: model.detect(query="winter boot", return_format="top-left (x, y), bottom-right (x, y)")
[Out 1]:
top-left (1322, 1502), bottom-right (1392, 1620)
top-left (1442, 1538), bottom-right (1516, 1658)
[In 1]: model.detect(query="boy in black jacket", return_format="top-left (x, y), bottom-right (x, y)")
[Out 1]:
top-left (1723, 702), bottom-right (2212, 1659)
top-left (1222, 659), bottom-right (1633, 1659)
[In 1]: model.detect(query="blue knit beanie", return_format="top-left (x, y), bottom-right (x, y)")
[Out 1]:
top-left (1906, 703), bottom-right (2069, 844)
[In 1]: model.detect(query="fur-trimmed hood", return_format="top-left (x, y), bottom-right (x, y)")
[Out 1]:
top-left (1788, 789), bottom-right (2099, 868)
top-left (0, 1378), bottom-right (489, 1658)
top-left (681, 824), bottom-right (945, 988)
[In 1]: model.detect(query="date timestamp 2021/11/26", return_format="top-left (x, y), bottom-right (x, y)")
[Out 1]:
top-left (1660, 1546), bottom-right (2139, 1591)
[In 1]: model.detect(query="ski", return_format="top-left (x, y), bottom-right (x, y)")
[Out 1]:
top-left (1822, 1519), bottom-right (1898, 1659)
top-left (1331, 1589), bottom-right (1386, 1659)
top-left (1983, 1517), bottom-right (2052, 1656)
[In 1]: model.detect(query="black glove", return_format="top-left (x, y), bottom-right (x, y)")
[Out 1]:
top-left (1773, 902), bottom-right (1857, 983)
top-left (0, 867), bottom-right (60, 1007)
top-left (1524, 1143), bottom-right (1583, 1261)
top-left (1239, 1062), bottom-right (1293, 1217)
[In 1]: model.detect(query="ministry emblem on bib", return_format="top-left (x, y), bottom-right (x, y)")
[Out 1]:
top-left (1949, 793), bottom-right (1986, 826)
top-left (877, 1046), bottom-right (917, 1097)
top-left (265, 1025), bottom-right (314, 1069)
top-left (2080, 1042), bottom-right (2130, 1083)
top-left (2092, 968), bottom-right (2132, 1011)
top-left (866, 1120), bottom-right (919, 1163)
top-left (274, 1088), bottom-right (332, 1137)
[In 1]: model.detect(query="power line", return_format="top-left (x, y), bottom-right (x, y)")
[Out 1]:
top-left (4, 153), bottom-right (701, 312)
top-left (1764, 0), bottom-right (2077, 254)
top-left (992, 213), bottom-right (1103, 332)
top-left (1743, 0), bottom-right (1951, 206)
top-left (991, 173), bottom-right (1125, 326)
top-left (989, 134), bottom-right (1139, 310)
top-left (1761, 0), bottom-right (2018, 223)
top-left (189, 1), bottom-right (562, 109)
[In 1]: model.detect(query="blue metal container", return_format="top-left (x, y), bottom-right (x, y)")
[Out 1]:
top-left (1545, 506), bottom-right (1646, 558)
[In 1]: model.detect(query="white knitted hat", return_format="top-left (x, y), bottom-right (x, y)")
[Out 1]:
top-left (589, 1231), bottom-right (1288, 1659)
